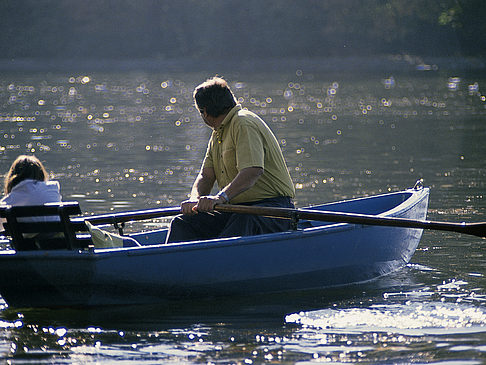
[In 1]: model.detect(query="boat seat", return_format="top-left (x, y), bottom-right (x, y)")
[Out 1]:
top-left (0, 202), bottom-right (92, 251)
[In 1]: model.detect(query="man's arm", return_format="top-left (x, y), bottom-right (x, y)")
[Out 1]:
top-left (181, 167), bottom-right (216, 215)
top-left (220, 166), bottom-right (263, 201)
top-left (195, 166), bottom-right (263, 212)
top-left (190, 167), bottom-right (216, 199)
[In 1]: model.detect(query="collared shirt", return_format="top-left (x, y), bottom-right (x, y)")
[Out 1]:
top-left (202, 104), bottom-right (295, 204)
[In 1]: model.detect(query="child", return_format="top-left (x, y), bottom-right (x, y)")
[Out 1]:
top-left (0, 155), bottom-right (62, 237)
top-left (1, 155), bottom-right (61, 206)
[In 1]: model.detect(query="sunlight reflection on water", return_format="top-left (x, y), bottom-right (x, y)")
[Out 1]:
top-left (286, 301), bottom-right (486, 336)
top-left (0, 68), bottom-right (485, 363)
top-left (2, 70), bottom-right (485, 212)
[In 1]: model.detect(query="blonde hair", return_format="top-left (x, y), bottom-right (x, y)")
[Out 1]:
top-left (4, 155), bottom-right (48, 194)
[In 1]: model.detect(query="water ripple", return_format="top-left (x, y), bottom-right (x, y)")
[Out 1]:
top-left (286, 301), bottom-right (486, 336)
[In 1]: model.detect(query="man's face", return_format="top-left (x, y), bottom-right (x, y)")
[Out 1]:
top-left (198, 107), bottom-right (215, 129)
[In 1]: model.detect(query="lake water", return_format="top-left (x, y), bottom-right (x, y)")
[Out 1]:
top-left (0, 62), bottom-right (485, 363)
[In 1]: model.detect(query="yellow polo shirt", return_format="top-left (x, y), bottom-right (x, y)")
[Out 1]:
top-left (202, 105), bottom-right (295, 204)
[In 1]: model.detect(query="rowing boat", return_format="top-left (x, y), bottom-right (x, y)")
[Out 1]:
top-left (0, 185), bottom-right (429, 307)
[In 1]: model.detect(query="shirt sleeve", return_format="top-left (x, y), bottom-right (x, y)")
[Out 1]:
top-left (236, 123), bottom-right (264, 170)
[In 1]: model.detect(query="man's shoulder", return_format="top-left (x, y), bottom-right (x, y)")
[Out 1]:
top-left (235, 107), bottom-right (258, 118)
top-left (232, 108), bottom-right (265, 128)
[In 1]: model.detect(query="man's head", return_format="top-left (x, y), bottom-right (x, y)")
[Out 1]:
top-left (193, 76), bottom-right (237, 118)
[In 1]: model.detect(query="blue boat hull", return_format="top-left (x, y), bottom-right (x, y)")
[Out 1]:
top-left (0, 187), bottom-right (429, 307)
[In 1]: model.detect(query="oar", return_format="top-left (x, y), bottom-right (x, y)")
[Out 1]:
top-left (214, 204), bottom-right (486, 238)
top-left (80, 206), bottom-right (181, 225)
top-left (78, 203), bottom-right (486, 238)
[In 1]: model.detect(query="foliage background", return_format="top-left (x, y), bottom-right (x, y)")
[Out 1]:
top-left (1, 0), bottom-right (485, 65)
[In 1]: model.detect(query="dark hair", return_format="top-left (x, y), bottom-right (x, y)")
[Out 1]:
top-left (193, 76), bottom-right (237, 117)
top-left (4, 155), bottom-right (48, 194)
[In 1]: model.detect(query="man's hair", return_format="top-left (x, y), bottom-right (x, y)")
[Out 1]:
top-left (4, 155), bottom-right (48, 194)
top-left (193, 76), bottom-right (237, 117)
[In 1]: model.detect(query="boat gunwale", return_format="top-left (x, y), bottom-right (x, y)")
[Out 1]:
top-left (0, 187), bottom-right (429, 260)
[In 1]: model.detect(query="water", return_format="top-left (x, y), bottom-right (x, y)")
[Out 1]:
top-left (0, 63), bottom-right (485, 363)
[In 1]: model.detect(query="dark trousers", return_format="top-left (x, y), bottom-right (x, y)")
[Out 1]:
top-left (166, 196), bottom-right (294, 243)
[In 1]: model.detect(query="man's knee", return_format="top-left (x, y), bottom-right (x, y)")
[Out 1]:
top-left (166, 215), bottom-right (194, 243)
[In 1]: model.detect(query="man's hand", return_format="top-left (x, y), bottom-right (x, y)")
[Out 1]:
top-left (194, 195), bottom-right (226, 213)
top-left (180, 167), bottom-right (262, 215)
top-left (180, 200), bottom-right (198, 215)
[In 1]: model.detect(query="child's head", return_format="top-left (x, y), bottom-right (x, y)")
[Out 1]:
top-left (4, 155), bottom-right (48, 194)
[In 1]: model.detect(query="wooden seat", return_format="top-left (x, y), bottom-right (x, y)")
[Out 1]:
top-left (0, 202), bottom-right (91, 251)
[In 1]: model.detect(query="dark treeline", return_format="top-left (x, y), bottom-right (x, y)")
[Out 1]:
top-left (1, 0), bottom-right (485, 62)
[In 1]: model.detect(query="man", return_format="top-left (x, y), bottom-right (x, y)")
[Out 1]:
top-left (166, 76), bottom-right (295, 243)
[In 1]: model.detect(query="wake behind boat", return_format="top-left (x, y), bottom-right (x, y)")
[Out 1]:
top-left (0, 185), bottom-right (429, 307)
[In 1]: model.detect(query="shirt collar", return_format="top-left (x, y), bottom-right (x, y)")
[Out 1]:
top-left (215, 104), bottom-right (242, 143)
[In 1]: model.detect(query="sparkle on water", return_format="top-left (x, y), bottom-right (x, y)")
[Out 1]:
top-left (0, 65), bottom-right (485, 363)
top-left (286, 301), bottom-right (486, 336)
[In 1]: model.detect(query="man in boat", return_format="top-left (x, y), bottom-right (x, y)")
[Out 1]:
top-left (166, 76), bottom-right (295, 243)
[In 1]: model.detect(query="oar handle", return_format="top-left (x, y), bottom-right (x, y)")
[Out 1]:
top-left (215, 204), bottom-right (294, 219)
